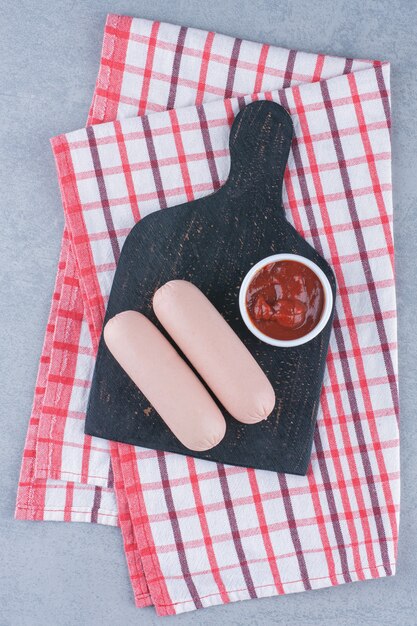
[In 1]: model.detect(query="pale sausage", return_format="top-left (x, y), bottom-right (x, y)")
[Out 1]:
top-left (153, 281), bottom-right (275, 423)
top-left (103, 310), bottom-right (226, 451)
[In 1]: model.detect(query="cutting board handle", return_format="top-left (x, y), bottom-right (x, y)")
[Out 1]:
top-left (225, 100), bottom-right (294, 210)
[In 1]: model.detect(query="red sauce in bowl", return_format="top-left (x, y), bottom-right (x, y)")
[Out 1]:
top-left (245, 260), bottom-right (325, 341)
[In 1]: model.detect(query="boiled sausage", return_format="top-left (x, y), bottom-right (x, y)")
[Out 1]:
top-left (153, 280), bottom-right (275, 423)
top-left (104, 310), bottom-right (226, 451)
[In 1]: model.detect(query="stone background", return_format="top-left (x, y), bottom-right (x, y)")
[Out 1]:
top-left (1, 1), bottom-right (415, 624)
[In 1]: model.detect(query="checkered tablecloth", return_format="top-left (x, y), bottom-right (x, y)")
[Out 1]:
top-left (16, 14), bottom-right (400, 615)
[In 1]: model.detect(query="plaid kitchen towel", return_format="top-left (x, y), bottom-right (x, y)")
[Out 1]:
top-left (16, 14), bottom-right (400, 615)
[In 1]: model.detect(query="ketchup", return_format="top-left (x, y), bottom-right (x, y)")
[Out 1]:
top-left (246, 260), bottom-right (325, 341)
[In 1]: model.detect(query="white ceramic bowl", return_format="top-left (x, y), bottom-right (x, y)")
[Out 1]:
top-left (239, 253), bottom-right (333, 348)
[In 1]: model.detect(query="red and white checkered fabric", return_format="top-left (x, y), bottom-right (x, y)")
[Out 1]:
top-left (16, 14), bottom-right (400, 615)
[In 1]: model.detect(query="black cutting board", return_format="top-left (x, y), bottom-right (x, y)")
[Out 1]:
top-left (85, 101), bottom-right (336, 476)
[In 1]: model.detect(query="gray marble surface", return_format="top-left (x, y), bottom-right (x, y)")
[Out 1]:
top-left (0, 1), bottom-right (416, 624)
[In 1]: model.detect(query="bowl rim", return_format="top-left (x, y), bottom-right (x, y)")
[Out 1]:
top-left (238, 253), bottom-right (334, 347)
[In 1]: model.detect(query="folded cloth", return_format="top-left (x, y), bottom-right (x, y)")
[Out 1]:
top-left (17, 14), bottom-right (400, 615)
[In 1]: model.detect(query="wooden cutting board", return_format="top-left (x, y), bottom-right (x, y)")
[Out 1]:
top-left (85, 101), bottom-right (336, 476)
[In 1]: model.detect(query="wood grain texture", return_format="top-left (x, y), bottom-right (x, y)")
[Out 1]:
top-left (85, 101), bottom-right (336, 475)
